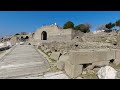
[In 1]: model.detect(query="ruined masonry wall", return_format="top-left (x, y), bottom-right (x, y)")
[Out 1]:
top-left (34, 25), bottom-right (72, 41)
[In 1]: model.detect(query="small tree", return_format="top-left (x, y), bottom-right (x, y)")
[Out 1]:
top-left (105, 22), bottom-right (114, 32)
top-left (14, 33), bottom-right (20, 36)
top-left (63, 21), bottom-right (74, 29)
top-left (74, 24), bottom-right (90, 33)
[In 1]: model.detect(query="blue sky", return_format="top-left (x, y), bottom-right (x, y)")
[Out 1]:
top-left (0, 11), bottom-right (120, 37)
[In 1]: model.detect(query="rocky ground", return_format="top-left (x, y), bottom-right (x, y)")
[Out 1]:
top-left (38, 45), bottom-right (120, 79)
top-left (1, 44), bottom-right (120, 79)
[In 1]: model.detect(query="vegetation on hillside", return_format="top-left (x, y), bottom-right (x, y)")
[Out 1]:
top-left (95, 19), bottom-right (120, 33)
top-left (63, 21), bottom-right (74, 29)
top-left (63, 21), bottom-right (91, 33)
top-left (14, 33), bottom-right (20, 36)
top-left (74, 23), bottom-right (91, 33)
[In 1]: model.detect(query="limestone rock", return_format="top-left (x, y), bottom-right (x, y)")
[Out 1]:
top-left (48, 53), bottom-right (51, 56)
top-left (93, 61), bottom-right (110, 67)
top-left (76, 77), bottom-right (83, 79)
top-left (50, 52), bottom-right (61, 61)
top-left (57, 60), bottom-right (65, 70)
top-left (57, 55), bottom-right (69, 70)
top-left (65, 61), bottom-right (83, 78)
top-left (43, 71), bottom-right (69, 79)
top-left (41, 46), bottom-right (47, 51)
top-left (116, 71), bottom-right (120, 78)
top-left (86, 64), bottom-right (94, 70)
top-left (93, 68), bottom-right (100, 72)
top-left (44, 49), bottom-right (51, 54)
top-left (87, 70), bottom-right (95, 74)
top-left (114, 49), bottom-right (120, 65)
top-left (59, 55), bottom-right (69, 61)
top-left (97, 66), bottom-right (117, 79)
top-left (82, 71), bottom-right (87, 75)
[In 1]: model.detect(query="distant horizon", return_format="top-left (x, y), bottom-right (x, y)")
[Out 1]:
top-left (0, 11), bottom-right (120, 37)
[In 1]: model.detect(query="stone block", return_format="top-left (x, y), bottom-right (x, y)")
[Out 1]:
top-left (115, 49), bottom-right (120, 65)
top-left (93, 61), bottom-right (110, 67)
top-left (68, 49), bottom-right (94, 65)
top-left (68, 49), bottom-right (115, 65)
top-left (65, 61), bottom-right (83, 78)
top-left (44, 49), bottom-right (51, 54)
top-left (87, 70), bottom-right (95, 74)
top-left (50, 52), bottom-right (61, 61)
top-left (48, 53), bottom-right (51, 56)
top-left (93, 68), bottom-right (100, 72)
top-left (59, 55), bottom-right (69, 61)
top-left (94, 49), bottom-right (115, 61)
top-left (117, 35), bottom-right (120, 46)
top-left (86, 65), bottom-right (94, 70)
top-left (0, 62), bottom-right (49, 78)
top-left (57, 55), bottom-right (69, 70)
top-left (57, 60), bottom-right (65, 70)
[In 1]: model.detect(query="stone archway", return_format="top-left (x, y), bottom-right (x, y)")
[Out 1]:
top-left (41, 31), bottom-right (47, 40)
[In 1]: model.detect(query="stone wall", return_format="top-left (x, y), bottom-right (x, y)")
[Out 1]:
top-left (39, 41), bottom-right (115, 52)
top-left (71, 30), bottom-right (84, 42)
top-left (34, 25), bottom-right (72, 42)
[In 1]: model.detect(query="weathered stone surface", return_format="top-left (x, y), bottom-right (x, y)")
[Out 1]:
top-left (50, 52), bottom-right (61, 61)
top-left (87, 70), bottom-right (95, 74)
top-left (69, 49), bottom-right (94, 65)
top-left (57, 60), bottom-right (65, 70)
top-left (86, 64), bottom-right (94, 70)
top-left (43, 71), bottom-right (69, 79)
top-left (86, 61), bottom-right (109, 71)
top-left (41, 46), bottom-right (46, 51)
top-left (0, 45), bottom-right (49, 79)
top-left (34, 25), bottom-right (73, 42)
top-left (44, 49), bottom-right (51, 54)
top-left (65, 61), bottom-right (83, 78)
top-left (94, 49), bottom-right (115, 61)
top-left (0, 62), bottom-right (48, 78)
top-left (59, 55), bottom-right (69, 61)
top-left (57, 55), bottom-right (69, 70)
top-left (116, 71), bottom-right (120, 78)
top-left (76, 77), bottom-right (83, 79)
top-left (62, 52), bottom-right (68, 55)
top-left (117, 35), bottom-right (120, 46)
top-left (93, 61), bottom-right (110, 67)
top-left (115, 49), bottom-right (120, 65)
top-left (82, 71), bottom-right (87, 75)
top-left (68, 49), bottom-right (115, 65)
top-left (93, 68), bottom-right (100, 72)
top-left (97, 66), bottom-right (117, 79)
top-left (48, 53), bottom-right (51, 56)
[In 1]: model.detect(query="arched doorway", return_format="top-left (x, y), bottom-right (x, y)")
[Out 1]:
top-left (25, 36), bottom-right (29, 40)
top-left (41, 31), bottom-right (47, 40)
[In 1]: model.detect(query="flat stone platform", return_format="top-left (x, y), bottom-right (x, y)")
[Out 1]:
top-left (0, 45), bottom-right (50, 79)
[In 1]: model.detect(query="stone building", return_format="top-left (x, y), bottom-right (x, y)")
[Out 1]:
top-left (33, 25), bottom-right (84, 43)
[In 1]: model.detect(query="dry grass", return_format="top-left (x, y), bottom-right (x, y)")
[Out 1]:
top-left (110, 63), bottom-right (120, 69)
top-left (80, 73), bottom-right (98, 79)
